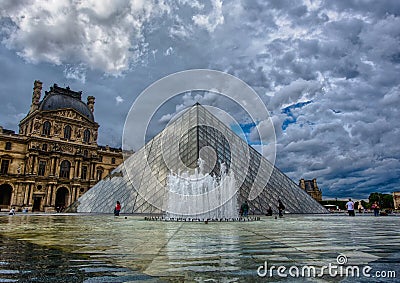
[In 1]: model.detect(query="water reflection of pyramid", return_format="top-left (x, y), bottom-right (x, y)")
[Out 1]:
top-left (77, 104), bottom-right (327, 214)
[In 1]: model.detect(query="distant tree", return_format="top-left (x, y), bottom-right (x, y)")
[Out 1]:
top-left (382, 194), bottom-right (394, 209)
top-left (368, 192), bottom-right (380, 204)
top-left (361, 200), bottom-right (368, 209)
top-left (368, 192), bottom-right (394, 209)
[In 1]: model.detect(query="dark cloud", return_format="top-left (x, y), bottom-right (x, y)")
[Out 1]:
top-left (0, 0), bottom-right (399, 199)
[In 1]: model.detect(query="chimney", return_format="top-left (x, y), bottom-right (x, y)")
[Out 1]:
top-left (299, 178), bottom-right (305, 190)
top-left (313, 178), bottom-right (318, 190)
top-left (87, 96), bottom-right (95, 113)
top-left (29, 80), bottom-right (42, 113)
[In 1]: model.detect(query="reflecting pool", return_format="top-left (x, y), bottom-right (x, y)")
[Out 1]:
top-left (0, 214), bottom-right (399, 282)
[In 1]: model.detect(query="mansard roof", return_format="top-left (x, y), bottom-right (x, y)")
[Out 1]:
top-left (39, 84), bottom-right (94, 122)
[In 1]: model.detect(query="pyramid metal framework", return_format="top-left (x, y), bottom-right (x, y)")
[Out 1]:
top-left (77, 104), bottom-right (327, 214)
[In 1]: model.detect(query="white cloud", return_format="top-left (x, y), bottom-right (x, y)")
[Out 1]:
top-left (269, 79), bottom-right (323, 110)
top-left (0, 0), bottom-right (172, 75)
top-left (115, 96), bottom-right (124, 105)
top-left (64, 64), bottom-right (86, 83)
top-left (192, 0), bottom-right (224, 32)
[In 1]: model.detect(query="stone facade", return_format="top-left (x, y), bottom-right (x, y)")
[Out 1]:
top-left (0, 81), bottom-right (123, 212)
top-left (299, 178), bottom-right (322, 202)
top-left (393, 192), bottom-right (400, 210)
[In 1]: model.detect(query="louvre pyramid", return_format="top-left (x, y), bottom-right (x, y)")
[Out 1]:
top-left (77, 104), bottom-right (327, 214)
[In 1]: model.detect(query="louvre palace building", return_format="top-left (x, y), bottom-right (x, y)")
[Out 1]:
top-left (0, 81), bottom-right (123, 212)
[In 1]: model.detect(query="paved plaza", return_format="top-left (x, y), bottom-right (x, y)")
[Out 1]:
top-left (0, 214), bottom-right (399, 282)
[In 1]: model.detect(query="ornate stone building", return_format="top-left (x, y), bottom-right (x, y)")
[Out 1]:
top-left (299, 178), bottom-right (322, 202)
top-left (393, 192), bottom-right (400, 210)
top-left (0, 81), bottom-right (123, 212)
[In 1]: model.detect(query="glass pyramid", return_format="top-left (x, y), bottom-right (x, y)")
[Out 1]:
top-left (77, 104), bottom-right (328, 214)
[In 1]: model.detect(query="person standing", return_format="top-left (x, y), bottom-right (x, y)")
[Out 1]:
top-left (8, 207), bottom-right (15, 215)
top-left (240, 201), bottom-right (249, 217)
top-left (358, 202), bottom-right (363, 214)
top-left (278, 199), bottom-right (285, 217)
top-left (266, 206), bottom-right (273, 216)
top-left (114, 201), bottom-right (121, 216)
top-left (346, 199), bottom-right (355, 216)
top-left (371, 201), bottom-right (380, 217)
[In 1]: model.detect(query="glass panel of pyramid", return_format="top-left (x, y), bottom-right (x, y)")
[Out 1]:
top-left (77, 104), bottom-right (328, 214)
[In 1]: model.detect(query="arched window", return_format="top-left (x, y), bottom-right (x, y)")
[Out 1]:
top-left (38, 160), bottom-right (46, 176)
top-left (0, 159), bottom-right (10, 175)
top-left (111, 157), bottom-right (116, 164)
top-left (59, 160), bottom-right (71, 178)
top-left (83, 129), bottom-right (90, 143)
top-left (42, 121), bottom-right (51, 136)
top-left (83, 150), bottom-right (88, 158)
top-left (55, 187), bottom-right (69, 209)
top-left (96, 169), bottom-right (103, 181)
top-left (64, 125), bottom-right (71, 140)
top-left (5, 142), bottom-right (11, 150)
top-left (0, 184), bottom-right (13, 206)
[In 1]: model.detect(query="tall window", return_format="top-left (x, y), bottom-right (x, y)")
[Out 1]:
top-left (38, 160), bottom-right (46, 176)
top-left (83, 129), bottom-right (90, 143)
top-left (60, 160), bottom-right (71, 178)
top-left (111, 157), bottom-right (116, 164)
top-left (81, 166), bottom-right (87, 180)
top-left (96, 169), bottom-right (103, 181)
top-left (0, 160), bottom-right (10, 175)
top-left (64, 125), bottom-right (72, 140)
top-left (5, 142), bottom-right (11, 150)
top-left (83, 150), bottom-right (88, 158)
top-left (42, 121), bottom-right (51, 136)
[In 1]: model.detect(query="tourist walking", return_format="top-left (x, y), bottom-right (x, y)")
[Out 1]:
top-left (371, 201), bottom-right (380, 217)
top-left (8, 207), bottom-right (15, 215)
top-left (240, 201), bottom-right (249, 217)
top-left (266, 206), bottom-right (273, 216)
top-left (346, 199), bottom-right (355, 216)
top-left (114, 201), bottom-right (121, 216)
top-left (358, 202), bottom-right (363, 213)
top-left (278, 199), bottom-right (285, 217)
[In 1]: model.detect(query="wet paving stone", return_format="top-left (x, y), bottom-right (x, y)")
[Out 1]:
top-left (0, 214), bottom-right (399, 282)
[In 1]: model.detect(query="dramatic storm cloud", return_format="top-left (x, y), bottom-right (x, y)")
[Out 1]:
top-left (1, 0), bottom-right (399, 199)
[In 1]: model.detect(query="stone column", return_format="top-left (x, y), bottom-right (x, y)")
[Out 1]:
top-left (45, 185), bottom-right (51, 206)
top-left (10, 183), bottom-right (18, 207)
top-left (75, 187), bottom-right (80, 201)
top-left (32, 155), bottom-right (38, 175)
top-left (70, 187), bottom-right (75, 204)
top-left (77, 160), bottom-right (81, 178)
top-left (23, 184), bottom-right (29, 206)
top-left (51, 186), bottom-right (57, 207)
top-left (54, 157), bottom-right (60, 177)
top-left (70, 164), bottom-right (75, 180)
top-left (74, 160), bottom-right (79, 178)
top-left (49, 158), bottom-right (55, 176)
top-left (49, 185), bottom-right (54, 206)
top-left (91, 163), bottom-right (96, 180)
top-left (27, 184), bottom-right (33, 206)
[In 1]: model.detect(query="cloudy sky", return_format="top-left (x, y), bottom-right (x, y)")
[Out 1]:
top-left (1, 0), bottom-right (399, 199)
